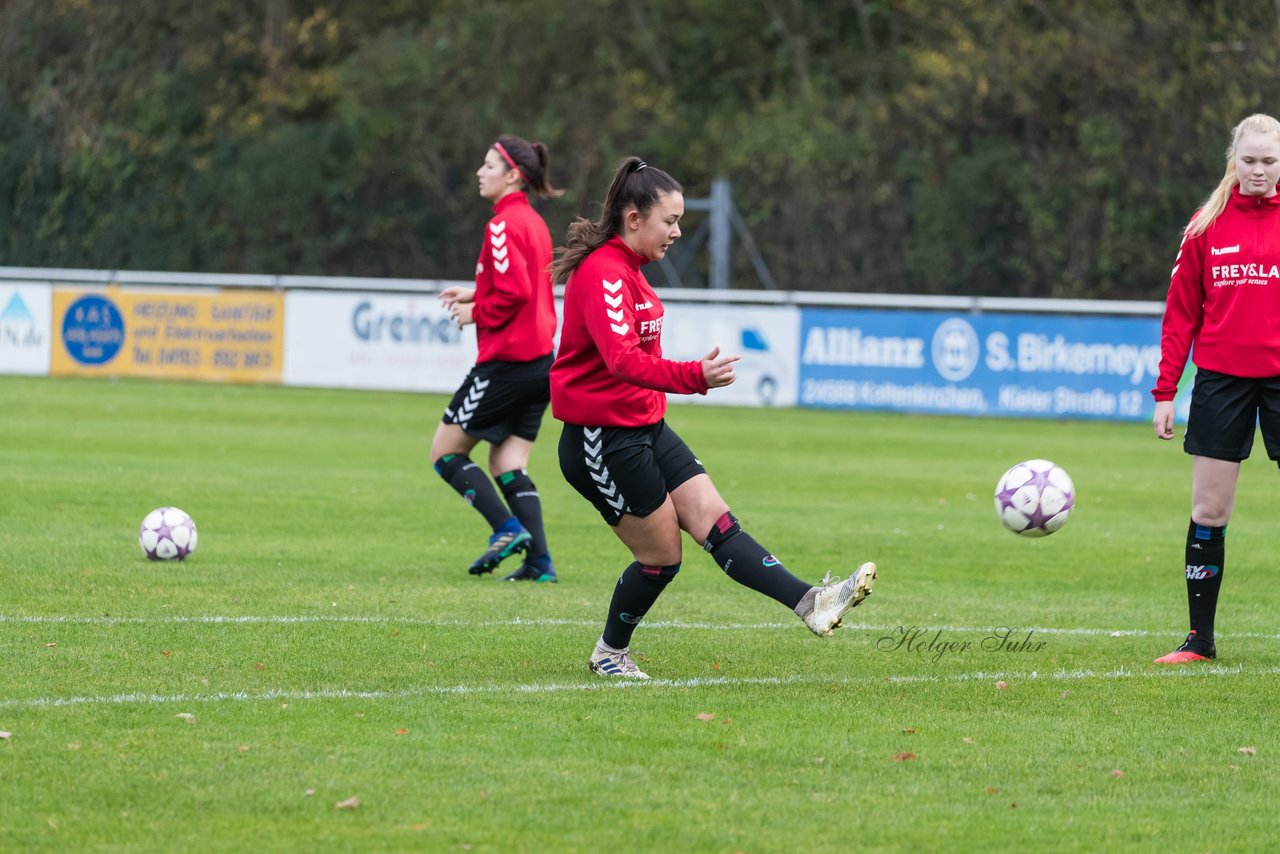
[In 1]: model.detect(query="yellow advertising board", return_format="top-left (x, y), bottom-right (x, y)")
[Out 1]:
top-left (51, 287), bottom-right (283, 383)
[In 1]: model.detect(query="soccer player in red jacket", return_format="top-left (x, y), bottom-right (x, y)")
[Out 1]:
top-left (550, 157), bottom-right (879, 678)
top-left (432, 136), bottom-right (560, 582)
top-left (1152, 114), bottom-right (1280, 662)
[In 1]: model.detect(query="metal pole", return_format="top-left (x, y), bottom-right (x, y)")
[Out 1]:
top-left (709, 178), bottom-right (731, 290)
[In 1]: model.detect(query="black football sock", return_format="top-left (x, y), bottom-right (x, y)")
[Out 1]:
top-left (498, 468), bottom-right (549, 558)
top-left (1186, 519), bottom-right (1226, 642)
top-left (433, 454), bottom-right (514, 531)
top-left (703, 512), bottom-right (812, 608)
top-left (600, 561), bottom-right (680, 650)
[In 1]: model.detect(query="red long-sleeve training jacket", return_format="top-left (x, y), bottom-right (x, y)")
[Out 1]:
top-left (550, 236), bottom-right (708, 426)
top-left (1153, 188), bottom-right (1280, 400)
top-left (471, 192), bottom-right (556, 364)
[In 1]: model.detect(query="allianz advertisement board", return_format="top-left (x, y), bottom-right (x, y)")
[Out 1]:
top-left (798, 308), bottom-right (1165, 421)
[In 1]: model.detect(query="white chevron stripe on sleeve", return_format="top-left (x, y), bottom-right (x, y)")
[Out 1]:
top-left (489, 221), bottom-right (506, 235)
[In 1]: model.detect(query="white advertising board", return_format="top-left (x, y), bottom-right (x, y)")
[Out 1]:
top-left (283, 290), bottom-right (478, 393)
top-left (0, 281), bottom-right (52, 375)
top-left (658, 303), bottom-right (800, 407)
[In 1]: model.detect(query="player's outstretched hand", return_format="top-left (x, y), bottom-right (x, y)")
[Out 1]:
top-left (439, 286), bottom-right (475, 308)
top-left (701, 346), bottom-right (741, 389)
top-left (1152, 400), bottom-right (1175, 440)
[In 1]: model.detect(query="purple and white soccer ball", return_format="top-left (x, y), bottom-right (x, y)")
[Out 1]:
top-left (139, 507), bottom-right (198, 560)
top-left (994, 460), bottom-right (1074, 537)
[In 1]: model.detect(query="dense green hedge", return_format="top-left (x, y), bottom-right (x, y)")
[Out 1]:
top-left (3, 0), bottom-right (1278, 298)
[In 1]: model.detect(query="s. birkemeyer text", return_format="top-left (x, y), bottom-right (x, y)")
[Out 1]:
top-left (876, 626), bottom-right (1047, 662)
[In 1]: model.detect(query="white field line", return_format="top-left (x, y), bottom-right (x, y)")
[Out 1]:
top-left (4, 613), bottom-right (1280, 642)
top-left (3, 664), bottom-right (1280, 712)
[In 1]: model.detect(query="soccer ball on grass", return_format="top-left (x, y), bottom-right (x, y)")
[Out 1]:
top-left (139, 507), bottom-right (198, 560)
top-left (994, 460), bottom-right (1074, 537)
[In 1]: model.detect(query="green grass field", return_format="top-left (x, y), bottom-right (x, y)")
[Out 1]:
top-left (3, 375), bottom-right (1278, 852)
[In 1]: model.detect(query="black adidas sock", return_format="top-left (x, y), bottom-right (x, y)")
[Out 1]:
top-left (1186, 519), bottom-right (1226, 642)
top-left (433, 454), bottom-right (512, 530)
top-left (703, 512), bottom-right (812, 609)
top-left (601, 561), bottom-right (679, 650)
top-left (498, 469), bottom-right (548, 557)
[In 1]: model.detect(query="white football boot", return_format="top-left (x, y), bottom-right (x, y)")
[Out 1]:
top-left (801, 562), bottom-right (877, 637)
top-left (588, 639), bottom-right (651, 679)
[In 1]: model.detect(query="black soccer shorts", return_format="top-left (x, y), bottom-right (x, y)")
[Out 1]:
top-left (441, 355), bottom-right (552, 444)
top-left (1184, 367), bottom-right (1280, 462)
top-left (558, 420), bottom-right (706, 526)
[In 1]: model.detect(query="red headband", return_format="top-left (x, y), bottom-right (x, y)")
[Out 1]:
top-left (493, 142), bottom-right (530, 185)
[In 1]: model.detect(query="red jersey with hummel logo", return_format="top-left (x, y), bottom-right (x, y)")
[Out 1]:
top-left (471, 192), bottom-right (556, 364)
top-left (1155, 188), bottom-right (1280, 399)
top-left (551, 236), bottom-right (708, 426)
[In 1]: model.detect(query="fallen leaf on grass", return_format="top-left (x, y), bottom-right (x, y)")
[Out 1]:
top-left (962, 737), bottom-right (975, 744)
top-left (995, 681), bottom-right (1009, 690)
top-left (1061, 691), bottom-right (1070, 698)
top-left (984, 787), bottom-right (1000, 795)
top-left (1110, 769), bottom-right (1125, 778)
top-left (901, 728), bottom-right (916, 735)
top-left (161, 651), bottom-right (172, 657)
top-left (304, 789), bottom-right (315, 797)
top-left (175, 713), bottom-right (196, 725)
top-left (44, 642), bottom-right (58, 648)
top-left (893, 752), bottom-right (916, 762)
top-left (334, 796), bottom-right (360, 810)
top-left (395, 729), bottom-right (409, 736)
top-left (255, 662), bottom-right (265, 670)
top-left (66, 743), bottom-right (80, 750)
top-left (712, 661), bottom-right (721, 671)
top-left (696, 712), bottom-right (716, 721)
top-left (238, 745), bottom-right (250, 753)
top-left (1239, 746), bottom-right (1257, 756)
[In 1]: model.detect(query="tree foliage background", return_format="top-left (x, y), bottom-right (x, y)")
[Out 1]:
top-left (3, 0), bottom-right (1280, 298)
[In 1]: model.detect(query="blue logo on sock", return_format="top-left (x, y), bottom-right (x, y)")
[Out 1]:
top-left (620, 612), bottom-right (642, 625)
top-left (762, 555), bottom-right (779, 567)
top-left (463, 489), bottom-right (476, 505)
top-left (1186, 564), bottom-right (1220, 580)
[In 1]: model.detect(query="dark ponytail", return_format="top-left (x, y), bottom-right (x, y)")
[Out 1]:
top-left (494, 135), bottom-right (563, 199)
top-left (550, 156), bottom-right (682, 283)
